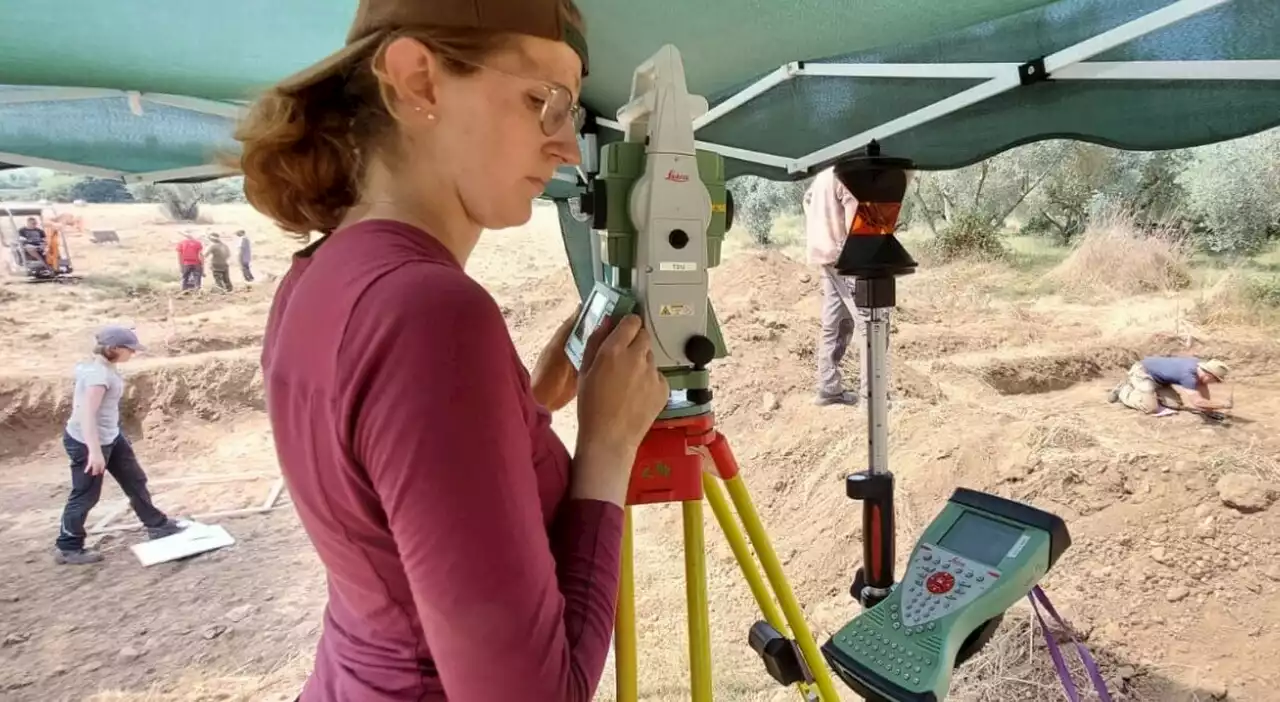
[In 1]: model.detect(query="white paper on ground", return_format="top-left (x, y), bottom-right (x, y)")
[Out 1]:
top-left (130, 520), bottom-right (236, 566)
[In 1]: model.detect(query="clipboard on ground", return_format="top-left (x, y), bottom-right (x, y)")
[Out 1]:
top-left (130, 520), bottom-right (236, 566)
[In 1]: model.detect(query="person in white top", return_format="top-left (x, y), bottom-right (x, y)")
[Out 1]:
top-left (802, 167), bottom-right (893, 406)
top-left (55, 326), bottom-right (186, 564)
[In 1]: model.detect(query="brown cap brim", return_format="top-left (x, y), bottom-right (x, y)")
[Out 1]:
top-left (276, 33), bottom-right (382, 95)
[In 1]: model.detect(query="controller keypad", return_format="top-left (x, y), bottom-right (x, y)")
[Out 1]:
top-left (900, 545), bottom-right (1000, 627)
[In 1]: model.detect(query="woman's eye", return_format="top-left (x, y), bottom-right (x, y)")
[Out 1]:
top-left (526, 94), bottom-right (548, 110)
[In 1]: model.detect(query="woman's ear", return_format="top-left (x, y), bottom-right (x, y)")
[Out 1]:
top-left (378, 36), bottom-right (443, 120)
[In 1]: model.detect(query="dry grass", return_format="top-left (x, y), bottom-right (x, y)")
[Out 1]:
top-left (1042, 210), bottom-right (1191, 300)
top-left (1202, 440), bottom-right (1280, 484)
top-left (1190, 267), bottom-right (1280, 328)
top-left (1026, 418), bottom-right (1098, 452)
top-left (949, 607), bottom-right (1085, 702)
top-left (80, 265), bottom-right (177, 298)
top-left (898, 260), bottom-right (1016, 314)
top-left (87, 652), bottom-right (308, 702)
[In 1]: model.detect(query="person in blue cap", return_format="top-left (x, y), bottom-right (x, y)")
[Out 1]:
top-left (54, 326), bottom-right (185, 565)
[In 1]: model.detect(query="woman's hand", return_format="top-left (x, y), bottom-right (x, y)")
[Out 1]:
top-left (571, 315), bottom-right (670, 504)
top-left (86, 449), bottom-right (106, 476)
top-left (530, 307), bottom-right (581, 412)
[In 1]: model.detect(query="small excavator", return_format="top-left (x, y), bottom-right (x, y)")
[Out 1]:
top-left (1, 204), bottom-right (76, 282)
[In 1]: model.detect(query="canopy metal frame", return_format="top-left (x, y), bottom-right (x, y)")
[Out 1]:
top-left (0, 88), bottom-right (245, 183)
top-left (2, 0), bottom-right (1277, 186)
top-left (594, 0), bottom-right (1280, 177)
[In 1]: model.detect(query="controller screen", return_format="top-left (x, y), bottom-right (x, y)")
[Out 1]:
top-left (575, 291), bottom-right (611, 341)
top-left (935, 511), bottom-right (1023, 567)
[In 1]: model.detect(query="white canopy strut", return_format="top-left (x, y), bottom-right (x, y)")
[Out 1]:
top-left (597, 0), bottom-right (1279, 175)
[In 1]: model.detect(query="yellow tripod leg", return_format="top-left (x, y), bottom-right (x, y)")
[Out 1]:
top-left (722, 475), bottom-right (841, 702)
top-left (703, 474), bottom-right (817, 701)
top-left (616, 507), bottom-right (638, 702)
top-left (683, 499), bottom-right (714, 702)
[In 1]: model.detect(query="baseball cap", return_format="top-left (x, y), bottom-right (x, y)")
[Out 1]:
top-left (276, 0), bottom-right (589, 95)
top-left (96, 326), bottom-right (146, 352)
top-left (1199, 359), bottom-right (1229, 382)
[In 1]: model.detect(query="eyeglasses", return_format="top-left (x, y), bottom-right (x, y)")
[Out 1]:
top-left (531, 82), bottom-right (586, 137)
top-left (455, 59), bottom-right (585, 137)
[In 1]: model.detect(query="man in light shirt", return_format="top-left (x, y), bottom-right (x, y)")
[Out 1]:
top-left (803, 166), bottom-right (892, 406)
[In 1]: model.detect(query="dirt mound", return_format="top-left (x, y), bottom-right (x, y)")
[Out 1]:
top-left (500, 295), bottom-right (570, 331)
top-left (123, 281), bottom-right (280, 320)
top-left (895, 329), bottom-right (1001, 359)
top-left (122, 355), bottom-right (264, 429)
top-left (516, 267), bottom-right (577, 303)
top-left (0, 377), bottom-right (72, 461)
top-left (0, 354), bottom-right (264, 461)
top-left (163, 333), bottom-right (263, 356)
top-left (712, 248), bottom-right (815, 317)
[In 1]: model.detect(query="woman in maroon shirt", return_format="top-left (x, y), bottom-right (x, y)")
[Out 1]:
top-left (232, 0), bottom-right (670, 700)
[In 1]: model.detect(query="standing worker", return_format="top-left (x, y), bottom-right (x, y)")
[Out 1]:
top-left (176, 233), bottom-right (203, 290)
top-left (54, 326), bottom-right (186, 565)
top-left (204, 233), bottom-right (234, 291)
top-left (234, 0), bottom-right (669, 699)
top-left (804, 166), bottom-right (892, 406)
top-left (1109, 356), bottom-right (1232, 415)
top-left (235, 230), bottom-right (254, 282)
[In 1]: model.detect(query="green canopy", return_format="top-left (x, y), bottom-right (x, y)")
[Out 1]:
top-left (1, 0), bottom-right (1277, 189)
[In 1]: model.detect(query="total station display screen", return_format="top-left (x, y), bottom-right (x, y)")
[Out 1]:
top-left (936, 511), bottom-right (1024, 566)
top-left (575, 292), bottom-right (611, 341)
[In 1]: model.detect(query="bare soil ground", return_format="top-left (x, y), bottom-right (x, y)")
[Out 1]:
top-left (1, 203), bottom-right (1277, 701)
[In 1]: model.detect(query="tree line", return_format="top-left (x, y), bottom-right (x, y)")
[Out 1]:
top-left (4, 127), bottom-right (1278, 255)
top-left (0, 171), bottom-right (247, 222)
top-left (727, 128), bottom-right (1280, 258)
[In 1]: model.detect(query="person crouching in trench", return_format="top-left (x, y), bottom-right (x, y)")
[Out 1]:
top-left (1109, 356), bottom-right (1232, 415)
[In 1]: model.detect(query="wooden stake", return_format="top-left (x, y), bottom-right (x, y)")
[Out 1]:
top-left (149, 472), bottom-right (277, 487)
top-left (91, 503), bottom-right (287, 534)
top-left (261, 478), bottom-right (285, 510)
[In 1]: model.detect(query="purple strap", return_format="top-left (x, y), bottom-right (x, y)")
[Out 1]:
top-left (1028, 586), bottom-right (1112, 702)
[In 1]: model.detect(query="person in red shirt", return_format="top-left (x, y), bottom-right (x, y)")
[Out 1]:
top-left (175, 233), bottom-right (203, 290)
top-left (233, 1), bottom-right (669, 700)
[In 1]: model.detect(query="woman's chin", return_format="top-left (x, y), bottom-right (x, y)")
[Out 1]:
top-left (482, 200), bottom-right (536, 231)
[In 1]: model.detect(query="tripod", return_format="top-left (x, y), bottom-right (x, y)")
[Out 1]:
top-left (612, 411), bottom-right (842, 702)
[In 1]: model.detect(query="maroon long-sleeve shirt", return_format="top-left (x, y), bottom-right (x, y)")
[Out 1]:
top-left (261, 219), bottom-right (623, 701)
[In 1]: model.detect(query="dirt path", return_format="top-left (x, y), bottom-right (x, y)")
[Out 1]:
top-left (1, 204), bottom-right (1278, 701)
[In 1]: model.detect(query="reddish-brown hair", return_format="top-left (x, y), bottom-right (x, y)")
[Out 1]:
top-left (232, 1), bottom-right (584, 237)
